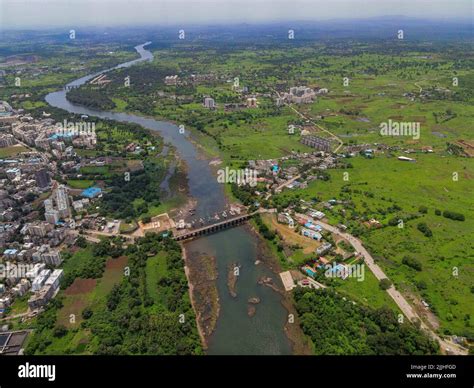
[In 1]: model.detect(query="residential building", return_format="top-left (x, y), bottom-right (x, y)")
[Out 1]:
top-left (246, 97), bottom-right (258, 108)
top-left (301, 135), bottom-right (332, 152)
top-left (164, 75), bottom-right (179, 85)
top-left (301, 227), bottom-right (322, 241)
top-left (34, 168), bottom-right (51, 189)
top-left (203, 97), bottom-right (215, 109)
top-left (316, 242), bottom-right (332, 255)
top-left (55, 185), bottom-right (71, 219)
top-left (31, 269), bottom-right (51, 292)
top-left (28, 283), bottom-right (56, 310)
top-left (277, 212), bottom-right (295, 228)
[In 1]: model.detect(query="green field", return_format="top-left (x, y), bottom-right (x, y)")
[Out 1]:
top-left (67, 179), bottom-right (95, 189)
top-left (0, 145), bottom-right (28, 158)
top-left (145, 252), bottom-right (169, 305)
top-left (274, 153), bottom-right (474, 337)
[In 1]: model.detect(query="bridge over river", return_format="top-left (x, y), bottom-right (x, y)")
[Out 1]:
top-left (173, 210), bottom-right (262, 241)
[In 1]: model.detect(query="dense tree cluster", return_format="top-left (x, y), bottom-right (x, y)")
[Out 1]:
top-left (61, 239), bottom-right (121, 289)
top-left (100, 161), bottom-right (162, 219)
top-left (26, 234), bottom-right (202, 355)
top-left (85, 235), bottom-right (201, 355)
top-left (66, 87), bottom-right (116, 110)
top-left (254, 214), bottom-right (276, 240)
top-left (294, 288), bottom-right (439, 355)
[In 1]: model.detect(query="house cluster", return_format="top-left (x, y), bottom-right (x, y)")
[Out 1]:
top-left (0, 242), bottom-right (65, 316)
top-left (277, 86), bottom-right (316, 105)
top-left (164, 75), bottom-right (179, 86)
top-left (0, 257), bottom-right (64, 317)
top-left (1, 107), bottom-right (95, 159)
top-left (0, 101), bottom-right (113, 318)
top-left (205, 95), bottom-right (258, 111)
top-left (247, 151), bottom-right (338, 200)
top-left (275, 206), bottom-right (353, 280)
top-left (277, 205), bottom-right (361, 282)
top-left (191, 73), bottom-right (218, 83)
top-left (0, 149), bottom-right (57, 238)
top-left (276, 86), bottom-right (326, 106)
top-left (342, 143), bottom-right (396, 158)
top-left (164, 73), bottom-right (220, 87)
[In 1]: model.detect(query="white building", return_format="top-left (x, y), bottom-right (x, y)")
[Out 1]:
top-left (44, 269), bottom-right (64, 290)
top-left (32, 269), bottom-right (51, 292)
top-left (246, 97), bottom-right (258, 108)
top-left (204, 97), bottom-right (216, 109)
top-left (164, 75), bottom-right (179, 85)
top-left (32, 245), bottom-right (62, 266)
top-left (301, 227), bottom-right (322, 241)
top-left (25, 263), bottom-right (46, 280)
top-left (45, 210), bottom-right (60, 224)
top-left (55, 185), bottom-right (71, 219)
top-left (278, 212), bottom-right (295, 228)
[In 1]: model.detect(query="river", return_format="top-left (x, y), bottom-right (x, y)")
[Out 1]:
top-left (45, 42), bottom-right (292, 355)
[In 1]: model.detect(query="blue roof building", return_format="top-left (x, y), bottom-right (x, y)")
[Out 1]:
top-left (81, 187), bottom-right (102, 198)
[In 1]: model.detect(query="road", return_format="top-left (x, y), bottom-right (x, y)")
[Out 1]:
top-left (310, 218), bottom-right (468, 355)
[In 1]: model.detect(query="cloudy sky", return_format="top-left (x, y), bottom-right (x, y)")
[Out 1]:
top-left (1, 0), bottom-right (472, 29)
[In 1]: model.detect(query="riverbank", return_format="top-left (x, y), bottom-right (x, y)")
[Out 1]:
top-left (182, 246), bottom-right (220, 346)
top-left (249, 223), bottom-right (313, 355)
top-left (182, 248), bottom-right (208, 350)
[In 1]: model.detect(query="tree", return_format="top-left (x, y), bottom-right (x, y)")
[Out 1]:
top-left (379, 278), bottom-right (392, 290)
top-left (418, 206), bottom-right (428, 214)
top-left (53, 325), bottom-right (68, 338)
top-left (76, 236), bottom-right (87, 248)
top-left (82, 307), bottom-right (93, 320)
top-left (402, 256), bottom-right (423, 271)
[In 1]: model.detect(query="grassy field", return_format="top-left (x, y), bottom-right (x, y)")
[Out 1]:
top-left (67, 179), bottom-right (95, 189)
top-left (62, 246), bottom-right (95, 275)
top-left (0, 145), bottom-right (29, 158)
top-left (274, 153), bottom-right (474, 337)
top-left (145, 252), bottom-right (169, 305)
top-left (54, 255), bottom-right (128, 353)
top-left (8, 294), bottom-right (29, 315)
top-left (333, 264), bottom-right (401, 312)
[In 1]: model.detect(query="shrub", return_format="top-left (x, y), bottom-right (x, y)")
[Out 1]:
top-left (379, 278), bottom-right (392, 290)
top-left (402, 256), bottom-right (423, 271)
top-left (53, 325), bottom-right (68, 338)
top-left (417, 222), bottom-right (433, 237)
top-left (443, 210), bottom-right (465, 221)
top-left (419, 206), bottom-right (428, 214)
top-left (82, 307), bottom-right (93, 320)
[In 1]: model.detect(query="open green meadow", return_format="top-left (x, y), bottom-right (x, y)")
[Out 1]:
top-left (274, 153), bottom-right (474, 337)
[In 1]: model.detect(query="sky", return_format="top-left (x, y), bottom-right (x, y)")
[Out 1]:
top-left (0, 0), bottom-right (472, 29)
